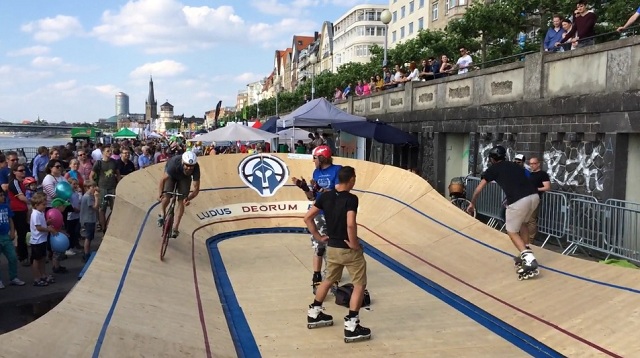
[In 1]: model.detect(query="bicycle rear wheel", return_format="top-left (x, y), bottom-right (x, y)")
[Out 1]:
top-left (450, 198), bottom-right (476, 217)
top-left (160, 212), bottom-right (174, 261)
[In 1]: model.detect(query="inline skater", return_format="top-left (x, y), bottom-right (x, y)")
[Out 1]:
top-left (291, 145), bottom-right (341, 293)
top-left (304, 166), bottom-right (371, 343)
top-left (467, 146), bottom-right (541, 280)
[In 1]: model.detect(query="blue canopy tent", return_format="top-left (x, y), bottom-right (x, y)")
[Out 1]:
top-left (261, 116), bottom-right (280, 133)
top-left (332, 120), bottom-right (419, 146)
top-left (276, 98), bottom-right (366, 128)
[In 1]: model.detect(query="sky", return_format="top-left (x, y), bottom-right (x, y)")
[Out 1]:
top-left (0, 0), bottom-right (387, 123)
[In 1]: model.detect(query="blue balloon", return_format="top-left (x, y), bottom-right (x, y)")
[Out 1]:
top-left (55, 181), bottom-right (73, 200)
top-left (50, 232), bottom-right (69, 253)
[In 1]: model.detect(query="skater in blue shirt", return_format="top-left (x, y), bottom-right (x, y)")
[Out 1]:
top-left (292, 145), bottom-right (342, 293)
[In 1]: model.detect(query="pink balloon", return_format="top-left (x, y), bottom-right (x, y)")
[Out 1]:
top-left (46, 209), bottom-right (64, 230)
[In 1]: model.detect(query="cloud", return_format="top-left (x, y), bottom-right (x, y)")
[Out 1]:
top-left (91, 0), bottom-right (246, 54)
top-left (248, 18), bottom-right (317, 48)
top-left (31, 56), bottom-right (65, 68)
top-left (251, 0), bottom-right (322, 16)
top-left (7, 45), bottom-right (50, 57)
top-left (235, 72), bottom-right (264, 84)
top-left (50, 80), bottom-right (77, 91)
top-left (129, 60), bottom-right (187, 78)
top-left (21, 15), bottom-right (83, 43)
top-left (94, 84), bottom-right (121, 95)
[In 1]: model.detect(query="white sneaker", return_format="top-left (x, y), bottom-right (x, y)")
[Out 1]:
top-left (65, 249), bottom-right (77, 256)
top-left (0, 281), bottom-right (4, 289)
top-left (10, 278), bottom-right (25, 286)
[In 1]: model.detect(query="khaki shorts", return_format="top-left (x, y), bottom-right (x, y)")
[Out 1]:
top-left (164, 176), bottom-right (191, 199)
top-left (505, 194), bottom-right (540, 233)
top-left (324, 247), bottom-right (367, 286)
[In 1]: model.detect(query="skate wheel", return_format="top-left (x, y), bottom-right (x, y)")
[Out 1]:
top-left (517, 274), bottom-right (524, 281)
top-left (344, 338), bottom-right (348, 343)
top-left (308, 324), bottom-right (313, 329)
top-left (533, 269), bottom-right (540, 275)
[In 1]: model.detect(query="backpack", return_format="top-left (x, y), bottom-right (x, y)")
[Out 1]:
top-left (334, 283), bottom-right (371, 308)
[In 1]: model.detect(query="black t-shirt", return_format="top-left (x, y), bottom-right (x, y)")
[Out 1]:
top-left (528, 170), bottom-right (551, 197)
top-left (165, 155), bottom-right (201, 181)
top-left (314, 190), bottom-right (359, 249)
top-left (118, 160), bottom-right (136, 176)
top-left (482, 160), bottom-right (537, 205)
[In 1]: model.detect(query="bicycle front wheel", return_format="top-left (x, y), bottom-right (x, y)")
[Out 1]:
top-left (450, 198), bottom-right (476, 217)
top-left (160, 213), bottom-right (174, 261)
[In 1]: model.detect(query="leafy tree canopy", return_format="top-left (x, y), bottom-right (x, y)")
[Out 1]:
top-left (247, 0), bottom-right (634, 118)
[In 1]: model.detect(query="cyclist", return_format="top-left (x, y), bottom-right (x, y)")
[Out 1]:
top-left (158, 151), bottom-right (200, 238)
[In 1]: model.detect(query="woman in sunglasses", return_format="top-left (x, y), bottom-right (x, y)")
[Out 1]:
top-left (7, 163), bottom-right (30, 266)
top-left (42, 159), bottom-right (69, 274)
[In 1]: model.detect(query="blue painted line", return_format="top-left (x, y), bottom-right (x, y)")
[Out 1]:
top-left (92, 183), bottom-right (636, 356)
top-left (351, 188), bottom-right (640, 294)
top-left (78, 251), bottom-right (97, 280)
top-left (91, 202), bottom-right (158, 358)
top-left (205, 227), bottom-right (563, 357)
top-left (206, 227), bottom-right (302, 358)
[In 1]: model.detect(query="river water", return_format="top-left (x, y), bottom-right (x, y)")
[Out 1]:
top-left (0, 136), bottom-right (71, 150)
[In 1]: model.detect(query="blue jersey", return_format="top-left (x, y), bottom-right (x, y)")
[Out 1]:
top-left (313, 164), bottom-right (342, 201)
top-left (0, 203), bottom-right (13, 235)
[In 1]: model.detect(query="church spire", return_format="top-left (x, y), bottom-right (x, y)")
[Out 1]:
top-left (145, 75), bottom-right (158, 122)
top-left (147, 75), bottom-right (156, 106)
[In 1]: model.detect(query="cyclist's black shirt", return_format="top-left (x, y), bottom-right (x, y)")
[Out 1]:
top-left (482, 160), bottom-right (537, 205)
top-left (165, 155), bottom-right (201, 181)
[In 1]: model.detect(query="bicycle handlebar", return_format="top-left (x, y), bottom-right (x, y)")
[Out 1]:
top-left (162, 191), bottom-right (184, 196)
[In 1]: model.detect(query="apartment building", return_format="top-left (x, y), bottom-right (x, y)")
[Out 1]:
top-left (387, 0), bottom-right (471, 47)
top-left (332, 4), bottom-right (388, 72)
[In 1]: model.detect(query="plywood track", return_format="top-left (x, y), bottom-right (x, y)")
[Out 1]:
top-left (1, 153), bottom-right (639, 358)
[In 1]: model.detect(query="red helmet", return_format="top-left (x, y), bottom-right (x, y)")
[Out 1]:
top-left (23, 177), bottom-right (37, 186)
top-left (312, 145), bottom-right (331, 159)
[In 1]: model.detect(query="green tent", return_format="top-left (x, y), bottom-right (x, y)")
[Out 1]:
top-left (113, 128), bottom-right (138, 139)
top-left (71, 127), bottom-right (101, 139)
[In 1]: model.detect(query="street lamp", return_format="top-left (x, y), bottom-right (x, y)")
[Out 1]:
top-left (309, 53), bottom-right (317, 100)
top-left (255, 80), bottom-right (263, 120)
top-left (380, 9), bottom-right (392, 68)
top-left (274, 75), bottom-right (281, 116)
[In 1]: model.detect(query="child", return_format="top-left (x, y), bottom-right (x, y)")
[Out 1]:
top-left (23, 177), bottom-right (37, 203)
top-left (80, 181), bottom-right (99, 262)
top-left (30, 192), bottom-right (55, 286)
top-left (0, 191), bottom-right (26, 288)
top-left (66, 178), bottom-right (82, 255)
top-left (50, 198), bottom-right (69, 274)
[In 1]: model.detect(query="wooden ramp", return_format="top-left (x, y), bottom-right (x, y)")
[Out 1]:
top-left (1, 153), bottom-right (639, 357)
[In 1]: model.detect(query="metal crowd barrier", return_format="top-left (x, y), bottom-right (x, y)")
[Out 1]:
top-left (605, 198), bottom-right (640, 211)
top-left (537, 191), bottom-right (568, 249)
top-left (465, 177), bottom-right (505, 229)
top-left (564, 199), bottom-right (640, 263)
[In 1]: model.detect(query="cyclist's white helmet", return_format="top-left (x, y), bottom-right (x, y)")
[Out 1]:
top-left (182, 151), bottom-right (197, 165)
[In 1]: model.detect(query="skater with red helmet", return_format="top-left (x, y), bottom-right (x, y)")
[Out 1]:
top-left (291, 145), bottom-right (342, 293)
top-left (467, 145), bottom-right (541, 280)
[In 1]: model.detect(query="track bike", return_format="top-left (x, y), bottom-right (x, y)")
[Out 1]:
top-left (159, 185), bottom-right (182, 261)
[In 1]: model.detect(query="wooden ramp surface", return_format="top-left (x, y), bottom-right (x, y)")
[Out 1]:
top-left (1, 153), bottom-right (639, 358)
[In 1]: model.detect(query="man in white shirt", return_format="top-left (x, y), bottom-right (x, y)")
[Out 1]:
top-left (91, 143), bottom-right (103, 163)
top-left (456, 48), bottom-right (473, 74)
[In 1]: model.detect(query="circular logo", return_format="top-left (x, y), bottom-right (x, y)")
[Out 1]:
top-left (238, 154), bottom-right (289, 197)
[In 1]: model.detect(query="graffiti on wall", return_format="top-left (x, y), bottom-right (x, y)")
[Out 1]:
top-left (543, 138), bottom-right (611, 193)
top-left (477, 142), bottom-right (516, 173)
